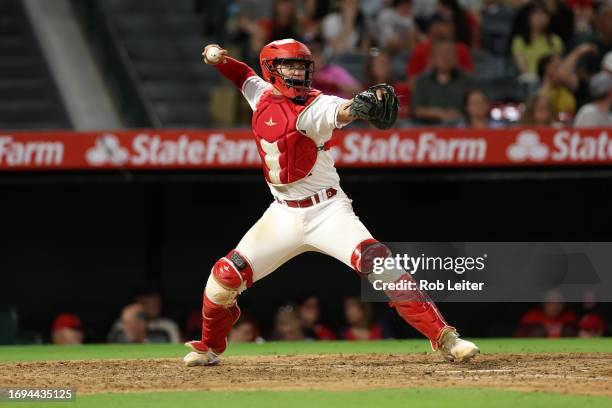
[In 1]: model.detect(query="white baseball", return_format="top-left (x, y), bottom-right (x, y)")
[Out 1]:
top-left (205, 46), bottom-right (221, 64)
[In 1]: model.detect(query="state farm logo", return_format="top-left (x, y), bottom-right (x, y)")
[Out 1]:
top-left (86, 134), bottom-right (129, 166)
top-left (84, 133), bottom-right (260, 167)
top-left (337, 132), bottom-right (487, 164)
top-left (0, 135), bottom-right (64, 167)
top-left (507, 131), bottom-right (549, 162)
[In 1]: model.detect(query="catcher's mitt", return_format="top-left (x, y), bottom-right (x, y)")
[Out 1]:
top-left (349, 84), bottom-right (399, 130)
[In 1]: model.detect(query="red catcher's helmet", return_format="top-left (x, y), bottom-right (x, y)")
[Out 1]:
top-left (260, 39), bottom-right (314, 103)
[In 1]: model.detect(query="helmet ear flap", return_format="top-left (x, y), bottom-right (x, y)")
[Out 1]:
top-left (262, 59), bottom-right (278, 84)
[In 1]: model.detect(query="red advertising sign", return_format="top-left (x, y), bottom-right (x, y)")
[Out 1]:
top-left (0, 128), bottom-right (611, 170)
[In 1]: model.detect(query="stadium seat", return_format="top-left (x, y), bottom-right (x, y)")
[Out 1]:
top-left (480, 5), bottom-right (513, 56)
top-left (159, 14), bottom-right (203, 35)
top-left (482, 77), bottom-right (527, 103)
top-left (0, 37), bottom-right (32, 57)
top-left (134, 63), bottom-right (220, 85)
top-left (0, 57), bottom-right (42, 78)
top-left (0, 0), bottom-right (69, 129)
top-left (83, 0), bottom-right (220, 127)
top-left (0, 79), bottom-right (48, 98)
top-left (134, 62), bottom-right (194, 81)
top-left (100, 0), bottom-right (196, 14)
top-left (123, 38), bottom-right (180, 60)
top-left (473, 49), bottom-right (507, 81)
top-left (111, 13), bottom-right (203, 38)
top-left (0, 100), bottom-right (60, 121)
top-left (142, 82), bottom-right (211, 103)
top-left (111, 14), bottom-right (160, 37)
top-left (153, 101), bottom-right (211, 127)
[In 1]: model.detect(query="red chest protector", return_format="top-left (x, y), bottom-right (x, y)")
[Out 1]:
top-left (252, 89), bottom-right (322, 185)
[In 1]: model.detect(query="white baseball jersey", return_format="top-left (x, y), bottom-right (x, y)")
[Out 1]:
top-left (241, 76), bottom-right (350, 201)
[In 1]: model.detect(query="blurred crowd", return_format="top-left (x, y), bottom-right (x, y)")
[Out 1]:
top-left (42, 287), bottom-right (607, 345)
top-left (214, 0), bottom-right (612, 127)
top-left (516, 289), bottom-right (607, 338)
top-left (50, 290), bottom-right (395, 345)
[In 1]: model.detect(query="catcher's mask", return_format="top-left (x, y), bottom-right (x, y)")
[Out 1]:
top-left (260, 39), bottom-right (314, 104)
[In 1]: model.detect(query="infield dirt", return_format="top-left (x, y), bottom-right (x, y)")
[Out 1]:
top-left (2, 353), bottom-right (611, 396)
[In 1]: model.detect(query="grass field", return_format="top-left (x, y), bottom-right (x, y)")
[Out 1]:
top-left (1, 338), bottom-right (611, 407)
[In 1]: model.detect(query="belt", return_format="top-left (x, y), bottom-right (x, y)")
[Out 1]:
top-left (275, 188), bottom-right (337, 208)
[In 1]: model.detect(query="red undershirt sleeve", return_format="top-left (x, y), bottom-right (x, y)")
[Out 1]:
top-left (215, 57), bottom-right (257, 90)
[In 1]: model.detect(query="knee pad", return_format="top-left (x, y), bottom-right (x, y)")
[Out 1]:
top-left (351, 239), bottom-right (391, 275)
top-left (206, 250), bottom-right (254, 306)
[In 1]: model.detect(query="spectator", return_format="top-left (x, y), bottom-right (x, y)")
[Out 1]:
top-left (260, 0), bottom-right (303, 43)
top-left (340, 296), bottom-right (384, 340)
top-left (566, 0), bottom-right (595, 36)
top-left (412, 38), bottom-right (474, 125)
top-left (572, 4), bottom-right (612, 82)
top-left (407, 12), bottom-right (474, 86)
top-left (537, 54), bottom-right (576, 121)
top-left (603, 51), bottom-right (612, 75)
top-left (229, 313), bottom-right (261, 343)
top-left (299, 0), bottom-right (332, 42)
top-left (578, 314), bottom-right (606, 337)
top-left (459, 89), bottom-right (506, 128)
top-left (458, 0), bottom-right (483, 12)
top-left (516, 290), bottom-right (578, 338)
top-left (581, 290), bottom-right (598, 314)
top-left (134, 288), bottom-right (181, 343)
top-left (436, 0), bottom-right (476, 47)
top-left (311, 41), bottom-right (362, 98)
top-left (321, 0), bottom-right (371, 56)
top-left (51, 313), bottom-right (84, 345)
top-left (271, 305), bottom-right (304, 341)
top-left (511, 2), bottom-right (564, 81)
top-left (233, 12), bottom-right (268, 66)
top-left (578, 290), bottom-right (606, 338)
top-left (365, 48), bottom-right (392, 84)
top-left (297, 294), bottom-right (336, 340)
top-left (302, 0), bottom-right (331, 22)
top-left (574, 71), bottom-right (612, 126)
top-left (365, 49), bottom-right (411, 118)
top-left (511, 0), bottom-right (530, 8)
top-left (360, 0), bottom-right (387, 20)
top-left (542, 0), bottom-right (575, 47)
top-left (520, 92), bottom-right (556, 125)
top-left (108, 303), bottom-right (149, 343)
top-left (509, 0), bottom-right (574, 51)
top-left (412, 0), bottom-right (437, 23)
top-left (536, 44), bottom-right (597, 121)
top-left (376, 0), bottom-right (419, 54)
top-left (570, 4), bottom-right (612, 106)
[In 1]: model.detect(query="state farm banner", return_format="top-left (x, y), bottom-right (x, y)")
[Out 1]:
top-left (0, 127), bottom-right (611, 170)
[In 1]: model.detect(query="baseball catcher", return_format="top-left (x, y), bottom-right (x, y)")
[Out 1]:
top-left (184, 39), bottom-right (479, 366)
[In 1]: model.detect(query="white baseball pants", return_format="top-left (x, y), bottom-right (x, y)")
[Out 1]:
top-left (236, 191), bottom-right (373, 282)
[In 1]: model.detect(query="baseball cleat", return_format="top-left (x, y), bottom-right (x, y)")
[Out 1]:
top-left (437, 328), bottom-right (480, 362)
top-left (183, 341), bottom-right (220, 367)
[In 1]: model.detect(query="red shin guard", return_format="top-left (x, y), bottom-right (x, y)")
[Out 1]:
top-left (350, 239), bottom-right (453, 350)
top-left (390, 301), bottom-right (452, 350)
top-left (189, 250), bottom-right (252, 355)
top-left (193, 294), bottom-right (241, 354)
